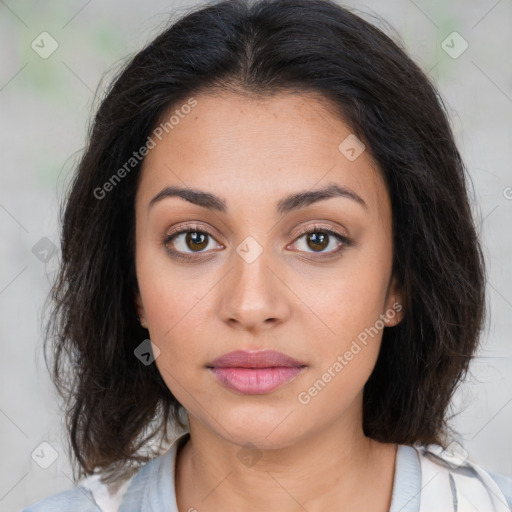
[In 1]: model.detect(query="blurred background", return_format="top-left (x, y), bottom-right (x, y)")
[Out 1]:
top-left (0, 0), bottom-right (511, 509)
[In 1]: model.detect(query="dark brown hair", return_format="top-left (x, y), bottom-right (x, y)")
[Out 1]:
top-left (43, 0), bottom-right (486, 484)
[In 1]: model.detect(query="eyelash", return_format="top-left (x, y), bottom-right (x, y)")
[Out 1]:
top-left (161, 223), bottom-right (351, 262)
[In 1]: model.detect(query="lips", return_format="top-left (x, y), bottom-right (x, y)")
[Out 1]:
top-left (206, 350), bottom-right (307, 395)
top-left (206, 349), bottom-right (306, 369)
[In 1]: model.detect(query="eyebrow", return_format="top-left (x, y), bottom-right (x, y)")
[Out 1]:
top-left (148, 182), bottom-right (368, 215)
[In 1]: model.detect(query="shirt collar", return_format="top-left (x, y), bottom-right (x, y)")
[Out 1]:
top-left (120, 432), bottom-right (421, 512)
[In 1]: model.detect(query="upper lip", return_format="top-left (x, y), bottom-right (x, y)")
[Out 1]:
top-left (207, 350), bottom-right (306, 368)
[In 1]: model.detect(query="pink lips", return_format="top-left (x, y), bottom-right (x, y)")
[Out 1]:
top-left (207, 350), bottom-right (306, 395)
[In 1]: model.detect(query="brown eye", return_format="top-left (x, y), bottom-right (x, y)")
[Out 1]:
top-left (166, 230), bottom-right (213, 253)
top-left (163, 225), bottom-right (223, 261)
top-left (305, 232), bottom-right (329, 252)
top-left (183, 231), bottom-right (209, 251)
top-left (290, 225), bottom-right (350, 258)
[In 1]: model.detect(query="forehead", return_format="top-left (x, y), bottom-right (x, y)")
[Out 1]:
top-left (136, 91), bottom-right (389, 220)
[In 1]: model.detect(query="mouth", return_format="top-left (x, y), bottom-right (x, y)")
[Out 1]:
top-left (206, 350), bottom-right (307, 395)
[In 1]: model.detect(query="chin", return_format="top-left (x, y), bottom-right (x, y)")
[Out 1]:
top-left (213, 410), bottom-right (305, 450)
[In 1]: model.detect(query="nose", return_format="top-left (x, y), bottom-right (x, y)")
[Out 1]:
top-left (217, 242), bottom-right (292, 333)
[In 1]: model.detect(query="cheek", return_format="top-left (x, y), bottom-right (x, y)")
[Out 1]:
top-left (136, 270), bottom-right (214, 384)
top-left (136, 241), bottom-right (214, 339)
top-left (293, 247), bottom-right (392, 389)
top-left (145, 283), bottom-right (209, 403)
top-left (302, 256), bottom-right (391, 343)
top-left (143, 284), bottom-right (211, 371)
top-left (294, 270), bottom-right (389, 415)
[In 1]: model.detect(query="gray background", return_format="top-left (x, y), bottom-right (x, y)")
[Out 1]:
top-left (0, 0), bottom-right (511, 510)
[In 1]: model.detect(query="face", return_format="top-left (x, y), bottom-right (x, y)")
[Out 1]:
top-left (134, 91), bottom-right (403, 449)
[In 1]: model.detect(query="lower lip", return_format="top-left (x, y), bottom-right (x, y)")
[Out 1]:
top-left (208, 366), bottom-right (305, 395)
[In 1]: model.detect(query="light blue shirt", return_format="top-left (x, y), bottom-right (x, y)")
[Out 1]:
top-left (22, 432), bottom-right (512, 511)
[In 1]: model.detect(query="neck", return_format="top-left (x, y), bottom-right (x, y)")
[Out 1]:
top-left (175, 413), bottom-right (397, 512)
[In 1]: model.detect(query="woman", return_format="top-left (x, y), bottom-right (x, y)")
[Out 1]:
top-left (24, 0), bottom-right (512, 510)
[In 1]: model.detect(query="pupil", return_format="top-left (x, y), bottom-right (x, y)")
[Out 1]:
top-left (308, 232), bottom-right (328, 251)
top-left (187, 232), bottom-right (208, 251)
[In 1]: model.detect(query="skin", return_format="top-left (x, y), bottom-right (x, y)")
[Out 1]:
top-left (134, 91), bottom-right (404, 512)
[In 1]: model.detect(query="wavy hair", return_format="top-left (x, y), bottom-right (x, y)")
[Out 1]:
top-left (43, 0), bottom-right (486, 484)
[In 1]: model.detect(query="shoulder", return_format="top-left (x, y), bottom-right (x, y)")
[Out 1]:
top-left (22, 432), bottom-right (189, 512)
top-left (487, 470), bottom-right (512, 510)
top-left (21, 473), bottom-right (136, 512)
top-left (412, 443), bottom-right (512, 511)
top-left (21, 485), bottom-right (102, 512)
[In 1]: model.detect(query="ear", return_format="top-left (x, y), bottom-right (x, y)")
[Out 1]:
top-left (383, 274), bottom-right (405, 327)
top-left (134, 290), bottom-right (148, 328)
